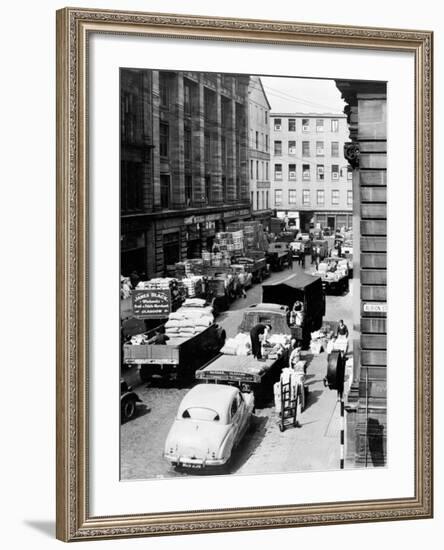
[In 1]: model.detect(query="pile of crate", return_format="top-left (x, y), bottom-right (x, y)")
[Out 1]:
top-left (226, 221), bottom-right (269, 252)
top-left (214, 230), bottom-right (244, 254)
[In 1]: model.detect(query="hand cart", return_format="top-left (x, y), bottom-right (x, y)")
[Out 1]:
top-left (278, 378), bottom-right (300, 432)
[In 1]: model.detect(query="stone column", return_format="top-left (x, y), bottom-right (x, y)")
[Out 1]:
top-left (211, 78), bottom-right (223, 205)
top-left (192, 77), bottom-right (205, 205)
top-left (151, 71), bottom-right (161, 210)
top-left (238, 101), bottom-right (250, 201)
top-left (226, 97), bottom-right (237, 202)
top-left (170, 72), bottom-right (185, 209)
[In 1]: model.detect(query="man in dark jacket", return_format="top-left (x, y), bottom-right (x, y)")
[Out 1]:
top-left (250, 323), bottom-right (271, 360)
top-left (335, 319), bottom-right (349, 338)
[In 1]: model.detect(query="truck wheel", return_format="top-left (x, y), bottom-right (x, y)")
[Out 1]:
top-left (122, 397), bottom-right (137, 422)
top-left (140, 367), bottom-right (151, 384)
top-left (219, 329), bottom-right (227, 346)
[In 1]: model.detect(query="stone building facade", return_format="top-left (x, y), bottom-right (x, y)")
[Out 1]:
top-left (248, 76), bottom-right (272, 225)
top-left (121, 69), bottom-right (251, 278)
top-left (269, 113), bottom-right (352, 231)
top-left (335, 79), bottom-right (387, 467)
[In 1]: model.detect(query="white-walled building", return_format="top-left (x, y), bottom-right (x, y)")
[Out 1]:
top-left (248, 77), bottom-right (272, 224)
top-left (270, 113), bottom-right (352, 231)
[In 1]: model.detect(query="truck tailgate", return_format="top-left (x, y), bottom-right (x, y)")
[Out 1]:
top-left (196, 355), bottom-right (276, 383)
top-left (123, 343), bottom-right (181, 364)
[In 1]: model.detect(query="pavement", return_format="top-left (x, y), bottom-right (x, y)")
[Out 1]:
top-left (120, 259), bottom-right (353, 480)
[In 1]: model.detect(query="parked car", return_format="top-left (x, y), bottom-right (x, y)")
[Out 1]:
top-left (120, 379), bottom-right (142, 422)
top-left (164, 384), bottom-right (254, 469)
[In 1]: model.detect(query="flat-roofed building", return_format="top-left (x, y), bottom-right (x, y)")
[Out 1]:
top-left (270, 112), bottom-right (351, 231)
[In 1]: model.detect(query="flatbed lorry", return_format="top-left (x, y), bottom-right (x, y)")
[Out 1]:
top-left (124, 322), bottom-right (226, 384)
top-left (266, 242), bottom-right (292, 271)
top-left (196, 303), bottom-right (291, 404)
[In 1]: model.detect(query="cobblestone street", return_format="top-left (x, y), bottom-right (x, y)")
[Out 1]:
top-left (121, 261), bottom-right (353, 480)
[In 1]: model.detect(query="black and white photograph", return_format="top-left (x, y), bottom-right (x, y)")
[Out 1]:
top-left (119, 70), bottom-right (387, 480)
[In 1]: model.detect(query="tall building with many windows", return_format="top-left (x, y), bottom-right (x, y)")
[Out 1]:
top-left (121, 69), bottom-right (251, 278)
top-left (270, 113), bottom-right (352, 231)
top-left (247, 77), bottom-right (272, 224)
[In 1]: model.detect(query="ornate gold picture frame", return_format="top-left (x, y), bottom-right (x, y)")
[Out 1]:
top-left (56, 7), bottom-right (433, 542)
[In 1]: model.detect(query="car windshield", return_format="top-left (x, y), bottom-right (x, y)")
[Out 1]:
top-left (181, 407), bottom-right (220, 421)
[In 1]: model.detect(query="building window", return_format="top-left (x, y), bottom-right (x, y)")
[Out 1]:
top-left (316, 141), bottom-right (324, 156)
top-left (250, 160), bottom-right (254, 179)
top-left (184, 82), bottom-right (192, 116)
top-left (184, 127), bottom-right (192, 161)
top-left (265, 135), bottom-right (269, 152)
top-left (288, 189), bottom-right (297, 204)
top-left (205, 176), bottom-right (211, 203)
top-left (331, 141), bottom-right (339, 157)
top-left (288, 118), bottom-right (296, 131)
top-left (317, 190), bottom-right (325, 205)
top-left (159, 74), bottom-right (170, 109)
top-left (302, 164), bottom-right (310, 181)
top-left (122, 91), bottom-right (138, 143)
top-left (316, 119), bottom-right (324, 132)
top-left (250, 191), bottom-right (254, 207)
top-left (274, 164), bottom-right (283, 180)
top-left (185, 175), bottom-right (193, 205)
top-left (274, 140), bottom-right (282, 156)
top-left (256, 160), bottom-right (260, 180)
top-left (265, 162), bottom-right (269, 180)
top-left (266, 190), bottom-right (269, 209)
top-left (222, 74), bottom-right (232, 89)
top-left (163, 231), bottom-right (180, 268)
top-left (302, 189), bottom-right (310, 205)
top-left (257, 191), bottom-right (260, 210)
top-left (331, 119), bottom-right (339, 132)
top-left (255, 131), bottom-right (259, 149)
top-left (275, 189), bottom-right (283, 206)
top-left (331, 189), bottom-right (340, 205)
top-left (274, 118), bottom-right (282, 131)
top-left (302, 118), bottom-right (310, 132)
top-left (302, 141), bottom-right (310, 157)
top-left (265, 111), bottom-right (268, 124)
top-left (347, 166), bottom-right (353, 180)
top-left (316, 164), bottom-right (324, 181)
top-left (332, 164), bottom-right (339, 180)
top-left (159, 122), bottom-right (169, 157)
top-left (121, 160), bottom-right (143, 212)
top-left (288, 140), bottom-right (296, 155)
top-left (288, 164), bottom-right (296, 180)
top-left (160, 174), bottom-right (170, 208)
top-left (347, 190), bottom-right (353, 206)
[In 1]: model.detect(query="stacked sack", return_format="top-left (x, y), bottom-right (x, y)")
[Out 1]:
top-left (164, 299), bottom-right (214, 339)
top-left (220, 333), bottom-right (252, 356)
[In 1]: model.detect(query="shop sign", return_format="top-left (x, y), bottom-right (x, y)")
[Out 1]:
top-left (223, 208), bottom-right (251, 219)
top-left (132, 289), bottom-right (171, 319)
top-left (363, 302), bottom-right (387, 313)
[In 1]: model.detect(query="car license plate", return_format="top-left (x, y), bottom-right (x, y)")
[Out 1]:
top-left (182, 462), bottom-right (202, 469)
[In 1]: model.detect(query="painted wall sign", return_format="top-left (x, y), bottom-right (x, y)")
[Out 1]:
top-left (363, 302), bottom-right (387, 313)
